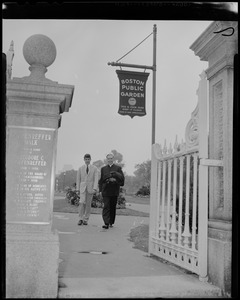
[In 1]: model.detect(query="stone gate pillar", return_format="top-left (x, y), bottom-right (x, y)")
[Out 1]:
top-left (190, 21), bottom-right (238, 295)
top-left (6, 34), bottom-right (74, 298)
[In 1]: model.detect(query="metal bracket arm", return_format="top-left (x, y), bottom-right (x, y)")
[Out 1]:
top-left (200, 158), bottom-right (223, 167)
top-left (108, 61), bottom-right (154, 70)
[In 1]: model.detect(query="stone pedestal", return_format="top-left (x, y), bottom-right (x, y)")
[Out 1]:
top-left (190, 21), bottom-right (238, 295)
top-left (6, 34), bottom-right (74, 298)
top-left (6, 225), bottom-right (59, 298)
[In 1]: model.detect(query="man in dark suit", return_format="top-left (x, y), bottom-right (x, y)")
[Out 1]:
top-left (98, 153), bottom-right (124, 229)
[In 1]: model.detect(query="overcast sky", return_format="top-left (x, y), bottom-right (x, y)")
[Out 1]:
top-left (3, 19), bottom-right (212, 175)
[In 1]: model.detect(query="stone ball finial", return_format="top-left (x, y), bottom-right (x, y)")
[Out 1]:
top-left (22, 34), bottom-right (57, 82)
top-left (23, 34), bottom-right (56, 67)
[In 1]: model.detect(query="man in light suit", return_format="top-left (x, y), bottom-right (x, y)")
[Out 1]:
top-left (76, 154), bottom-right (99, 225)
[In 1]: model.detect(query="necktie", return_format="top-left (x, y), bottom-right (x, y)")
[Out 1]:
top-left (86, 165), bottom-right (89, 174)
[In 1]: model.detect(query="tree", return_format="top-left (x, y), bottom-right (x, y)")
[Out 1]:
top-left (92, 159), bottom-right (104, 169)
top-left (133, 160), bottom-right (151, 187)
top-left (122, 160), bottom-right (151, 195)
top-left (123, 175), bottom-right (143, 195)
top-left (56, 169), bottom-right (77, 191)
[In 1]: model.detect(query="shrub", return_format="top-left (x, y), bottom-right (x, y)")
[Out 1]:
top-left (65, 188), bottom-right (79, 206)
top-left (116, 188), bottom-right (126, 209)
top-left (91, 193), bottom-right (102, 208)
top-left (135, 185), bottom-right (150, 196)
top-left (66, 187), bottom-right (126, 209)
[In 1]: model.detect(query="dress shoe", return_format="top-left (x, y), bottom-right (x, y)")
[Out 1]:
top-left (78, 220), bottom-right (83, 225)
top-left (83, 221), bottom-right (88, 225)
top-left (109, 224), bottom-right (113, 228)
top-left (102, 225), bottom-right (109, 229)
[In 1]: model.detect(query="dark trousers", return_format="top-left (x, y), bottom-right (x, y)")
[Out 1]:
top-left (102, 196), bottom-right (118, 225)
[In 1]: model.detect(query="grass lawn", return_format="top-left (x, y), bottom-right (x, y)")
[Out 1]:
top-left (128, 223), bottom-right (149, 253)
top-left (125, 194), bottom-right (150, 205)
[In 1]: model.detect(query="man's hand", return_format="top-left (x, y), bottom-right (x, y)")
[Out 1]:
top-left (99, 192), bottom-right (103, 199)
top-left (109, 178), bottom-right (116, 182)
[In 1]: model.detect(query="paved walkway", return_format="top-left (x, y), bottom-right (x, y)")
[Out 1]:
top-left (53, 198), bottom-right (222, 298)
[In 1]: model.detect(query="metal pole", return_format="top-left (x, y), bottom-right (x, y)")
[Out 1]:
top-left (63, 172), bottom-right (66, 191)
top-left (152, 24), bottom-right (157, 145)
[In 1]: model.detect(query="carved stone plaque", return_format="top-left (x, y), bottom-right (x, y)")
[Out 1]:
top-left (6, 127), bottom-right (55, 224)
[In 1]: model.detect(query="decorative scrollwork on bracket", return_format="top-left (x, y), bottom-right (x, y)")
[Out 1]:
top-left (185, 103), bottom-right (199, 149)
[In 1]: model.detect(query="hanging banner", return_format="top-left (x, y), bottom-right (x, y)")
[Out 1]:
top-left (116, 70), bottom-right (150, 118)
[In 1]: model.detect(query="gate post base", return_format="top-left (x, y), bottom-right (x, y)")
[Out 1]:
top-left (208, 221), bottom-right (232, 296)
top-left (199, 275), bottom-right (208, 283)
top-left (6, 225), bottom-right (59, 298)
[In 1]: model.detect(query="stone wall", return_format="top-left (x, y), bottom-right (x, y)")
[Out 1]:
top-left (190, 21), bottom-right (238, 296)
